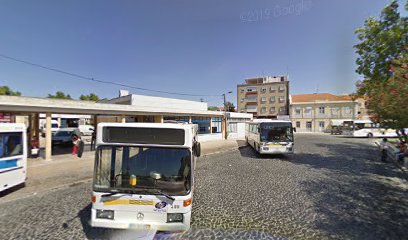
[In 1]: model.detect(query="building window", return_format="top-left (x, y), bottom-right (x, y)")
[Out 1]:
top-left (261, 97), bottom-right (266, 103)
top-left (261, 107), bottom-right (266, 113)
top-left (246, 87), bottom-right (257, 92)
top-left (278, 86), bottom-right (285, 92)
top-left (296, 121), bottom-right (300, 128)
top-left (279, 107), bottom-right (286, 113)
top-left (228, 122), bottom-right (237, 133)
top-left (331, 107), bottom-right (339, 115)
top-left (279, 96), bottom-right (285, 103)
top-left (211, 117), bottom-right (222, 133)
top-left (270, 86), bottom-right (276, 92)
top-left (270, 107), bottom-right (275, 113)
top-left (240, 88), bottom-right (244, 93)
top-left (319, 106), bottom-right (325, 114)
top-left (191, 117), bottom-right (211, 134)
top-left (319, 121), bottom-right (325, 128)
top-left (164, 116), bottom-right (189, 123)
top-left (343, 106), bottom-right (352, 115)
top-left (261, 87), bottom-right (266, 93)
top-left (304, 107), bottom-right (312, 115)
top-left (270, 96), bottom-right (275, 103)
top-left (306, 121), bottom-right (312, 130)
top-left (295, 107), bottom-right (301, 115)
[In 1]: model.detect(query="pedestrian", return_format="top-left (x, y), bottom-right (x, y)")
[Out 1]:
top-left (379, 138), bottom-right (388, 162)
top-left (91, 130), bottom-right (96, 151)
top-left (72, 134), bottom-right (80, 155)
top-left (396, 141), bottom-right (408, 163)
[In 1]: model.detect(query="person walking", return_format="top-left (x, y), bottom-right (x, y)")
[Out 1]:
top-left (72, 134), bottom-right (80, 155)
top-left (396, 141), bottom-right (408, 163)
top-left (90, 130), bottom-right (96, 151)
top-left (379, 138), bottom-right (389, 162)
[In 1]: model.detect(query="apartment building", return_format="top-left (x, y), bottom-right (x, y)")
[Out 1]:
top-left (290, 93), bottom-right (367, 132)
top-left (237, 76), bottom-right (290, 118)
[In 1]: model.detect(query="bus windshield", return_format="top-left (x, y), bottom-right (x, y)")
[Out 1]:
top-left (260, 122), bottom-right (293, 142)
top-left (94, 146), bottom-right (191, 195)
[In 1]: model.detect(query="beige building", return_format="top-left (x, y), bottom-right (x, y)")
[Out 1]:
top-left (290, 93), bottom-right (367, 132)
top-left (237, 76), bottom-right (290, 118)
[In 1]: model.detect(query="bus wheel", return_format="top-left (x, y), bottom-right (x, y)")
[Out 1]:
top-left (367, 133), bottom-right (373, 138)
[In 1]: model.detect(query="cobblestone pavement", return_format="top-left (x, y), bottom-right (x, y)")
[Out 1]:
top-left (0, 134), bottom-right (407, 239)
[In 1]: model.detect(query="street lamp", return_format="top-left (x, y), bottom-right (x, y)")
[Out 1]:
top-left (222, 91), bottom-right (233, 112)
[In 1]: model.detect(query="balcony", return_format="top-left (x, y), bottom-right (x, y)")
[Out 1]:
top-left (245, 97), bottom-right (257, 103)
top-left (246, 107), bottom-right (258, 113)
top-left (245, 91), bottom-right (258, 95)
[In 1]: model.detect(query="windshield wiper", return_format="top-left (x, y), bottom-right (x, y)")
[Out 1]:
top-left (100, 187), bottom-right (175, 201)
top-left (150, 189), bottom-right (175, 201)
top-left (135, 186), bottom-right (175, 201)
top-left (101, 190), bottom-right (121, 198)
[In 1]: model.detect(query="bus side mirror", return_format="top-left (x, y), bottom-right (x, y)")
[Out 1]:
top-left (293, 127), bottom-right (297, 132)
top-left (257, 127), bottom-right (261, 133)
top-left (194, 142), bottom-right (201, 157)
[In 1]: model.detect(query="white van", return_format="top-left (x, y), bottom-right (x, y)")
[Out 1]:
top-left (78, 125), bottom-right (94, 136)
top-left (40, 120), bottom-right (60, 136)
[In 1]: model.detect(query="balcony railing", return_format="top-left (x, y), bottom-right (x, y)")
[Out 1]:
top-left (246, 98), bottom-right (257, 103)
top-left (246, 107), bottom-right (257, 113)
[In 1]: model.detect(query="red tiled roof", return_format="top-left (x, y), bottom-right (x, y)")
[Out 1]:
top-left (291, 93), bottom-right (353, 103)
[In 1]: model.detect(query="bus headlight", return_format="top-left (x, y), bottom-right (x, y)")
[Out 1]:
top-left (167, 213), bottom-right (183, 223)
top-left (96, 210), bottom-right (114, 220)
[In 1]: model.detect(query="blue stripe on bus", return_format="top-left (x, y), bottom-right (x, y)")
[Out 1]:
top-left (0, 159), bottom-right (18, 169)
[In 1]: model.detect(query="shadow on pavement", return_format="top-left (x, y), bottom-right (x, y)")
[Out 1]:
top-left (237, 144), bottom-right (292, 161)
top-left (288, 140), bottom-right (408, 239)
top-left (0, 182), bottom-right (26, 198)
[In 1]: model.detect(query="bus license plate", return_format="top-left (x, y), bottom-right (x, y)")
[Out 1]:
top-left (128, 223), bottom-right (150, 230)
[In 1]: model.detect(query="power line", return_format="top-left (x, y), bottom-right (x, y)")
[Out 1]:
top-left (0, 53), bottom-right (222, 97)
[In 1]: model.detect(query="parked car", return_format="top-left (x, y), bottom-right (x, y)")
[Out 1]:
top-left (52, 128), bottom-right (76, 146)
top-left (330, 126), bottom-right (343, 135)
top-left (78, 125), bottom-right (94, 136)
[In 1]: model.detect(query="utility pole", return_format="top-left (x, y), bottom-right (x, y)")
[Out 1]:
top-left (222, 91), bottom-right (232, 111)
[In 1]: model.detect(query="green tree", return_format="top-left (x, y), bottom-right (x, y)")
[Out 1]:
top-left (224, 101), bottom-right (235, 112)
top-left (354, 0), bottom-right (408, 141)
top-left (0, 86), bottom-right (21, 96)
top-left (47, 91), bottom-right (72, 99)
top-left (79, 93), bottom-right (100, 101)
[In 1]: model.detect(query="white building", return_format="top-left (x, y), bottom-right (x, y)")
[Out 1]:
top-left (225, 112), bottom-right (253, 139)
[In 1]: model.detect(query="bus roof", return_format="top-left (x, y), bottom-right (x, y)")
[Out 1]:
top-left (97, 122), bottom-right (196, 131)
top-left (249, 119), bottom-right (291, 123)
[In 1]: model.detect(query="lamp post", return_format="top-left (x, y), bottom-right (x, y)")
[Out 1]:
top-left (222, 91), bottom-right (233, 112)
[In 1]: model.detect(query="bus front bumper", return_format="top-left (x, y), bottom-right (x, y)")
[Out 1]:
top-left (259, 146), bottom-right (294, 155)
top-left (90, 210), bottom-right (191, 232)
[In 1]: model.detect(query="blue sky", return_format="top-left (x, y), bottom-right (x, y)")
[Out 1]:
top-left (0, 0), bottom-right (405, 106)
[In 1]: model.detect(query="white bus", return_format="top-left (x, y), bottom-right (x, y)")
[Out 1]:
top-left (246, 119), bottom-right (295, 155)
top-left (90, 122), bottom-right (200, 231)
top-left (342, 120), bottom-right (398, 138)
top-left (0, 123), bottom-right (27, 192)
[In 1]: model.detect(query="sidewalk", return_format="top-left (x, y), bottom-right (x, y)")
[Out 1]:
top-left (0, 139), bottom-right (246, 204)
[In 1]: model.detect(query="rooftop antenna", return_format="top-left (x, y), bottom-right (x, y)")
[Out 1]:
top-left (315, 85), bottom-right (319, 94)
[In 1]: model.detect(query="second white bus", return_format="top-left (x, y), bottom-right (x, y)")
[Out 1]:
top-left (246, 119), bottom-right (295, 155)
top-left (342, 120), bottom-right (398, 138)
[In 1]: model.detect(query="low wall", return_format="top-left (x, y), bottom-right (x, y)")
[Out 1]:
top-left (198, 133), bottom-right (223, 142)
